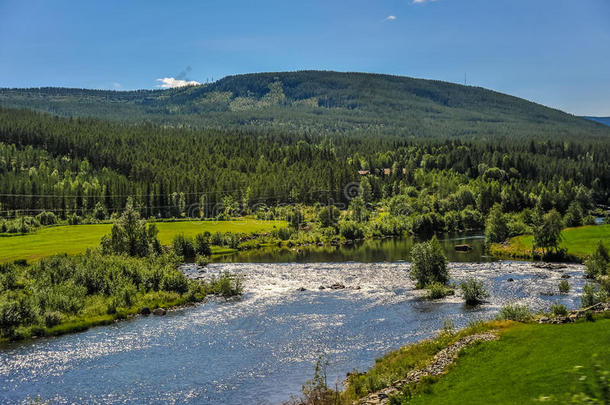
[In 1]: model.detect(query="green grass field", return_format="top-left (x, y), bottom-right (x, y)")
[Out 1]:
top-left (491, 224), bottom-right (610, 260)
top-left (0, 219), bottom-right (286, 263)
top-left (407, 318), bottom-right (610, 405)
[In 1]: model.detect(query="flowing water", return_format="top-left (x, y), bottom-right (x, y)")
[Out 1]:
top-left (0, 259), bottom-right (586, 404)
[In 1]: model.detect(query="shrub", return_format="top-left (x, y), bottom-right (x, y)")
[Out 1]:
top-left (425, 282), bottom-right (454, 300)
top-left (585, 310), bottom-right (595, 322)
top-left (92, 202), bottom-right (108, 221)
top-left (460, 278), bottom-right (489, 305)
top-left (0, 293), bottom-right (39, 336)
top-left (172, 234), bottom-right (196, 258)
top-left (36, 211), bottom-right (57, 226)
top-left (213, 272), bottom-right (243, 298)
top-left (161, 270), bottom-right (189, 294)
top-left (44, 311), bottom-right (63, 327)
top-left (0, 266), bottom-right (17, 290)
top-left (67, 213), bottom-right (81, 225)
top-left (339, 221), bottom-right (365, 240)
top-left (584, 241), bottom-right (609, 279)
top-left (273, 227), bottom-right (293, 241)
top-left (100, 199), bottom-right (160, 257)
top-left (440, 318), bottom-right (456, 336)
top-left (409, 236), bottom-right (448, 289)
top-left (195, 254), bottom-right (209, 267)
top-left (550, 302), bottom-right (568, 317)
top-left (485, 204), bottom-right (509, 243)
top-left (116, 283), bottom-right (138, 307)
top-left (563, 202), bottom-right (583, 227)
top-left (194, 233), bottom-right (212, 256)
top-left (318, 205), bottom-right (340, 228)
top-left (301, 356), bottom-right (335, 404)
top-left (498, 303), bottom-right (532, 322)
top-left (581, 283), bottom-right (607, 308)
top-left (583, 215), bottom-right (597, 225)
top-left (558, 279), bottom-right (570, 294)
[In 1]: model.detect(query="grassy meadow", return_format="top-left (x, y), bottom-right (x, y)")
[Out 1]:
top-left (406, 318), bottom-right (610, 405)
top-left (490, 224), bottom-right (610, 260)
top-left (0, 218), bottom-right (286, 263)
top-left (342, 316), bottom-right (610, 404)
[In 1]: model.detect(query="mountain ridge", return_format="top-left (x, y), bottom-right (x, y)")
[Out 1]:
top-left (1, 70), bottom-right (608, 140)
top-left (583, 116), bottom-right (610, 127)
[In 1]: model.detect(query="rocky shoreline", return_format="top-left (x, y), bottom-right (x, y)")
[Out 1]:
top-left (358, 332), bottom-right (499, 405)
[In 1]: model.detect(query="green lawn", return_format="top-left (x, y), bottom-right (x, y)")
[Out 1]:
top-left (408, 319), bottom-right (610, 405)
top-left (492, 224), bottom-right (610, 260)
top-left (0, 218), bottom-right (286, 263)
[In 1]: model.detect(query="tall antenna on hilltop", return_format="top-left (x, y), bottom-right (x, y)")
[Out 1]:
top-left (464, 73), bottom-right (467, 86)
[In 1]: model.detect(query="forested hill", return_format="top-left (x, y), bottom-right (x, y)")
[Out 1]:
top-left (584, 116), bottom-right (610, 127)
top-left (1, 71), bottom-right (608, 140)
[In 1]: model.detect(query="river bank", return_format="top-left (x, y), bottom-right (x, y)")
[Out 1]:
top-left (0, 261), bottom-right (587, 404)
top-left (336, 311), bottom-right (610, 405)
top-left (490, 224), bottom-right (610, 262)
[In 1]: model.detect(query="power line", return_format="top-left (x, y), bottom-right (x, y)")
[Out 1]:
top-left (0, 187), bottom-right (343, 199)
top-left (0, 188), bottom-right (348, 215)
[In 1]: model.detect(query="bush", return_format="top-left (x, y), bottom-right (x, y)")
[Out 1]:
top-left (485, 204), bottom-right (508, 243)
top-left (196, 254), bottom-right (209, 267)
top-left (67, 213), bottom-right (81, 225)
top-left (213, 272), bottom-right (243, 298)
top-left (339, 221), bottom-right (365, 240)
top-left (36, 211), bottom-right (57, 226)
top-left (425, 282), bottom-right (454, 300)
top-left (44, 311), bottom-right (63, 327)
top-left (498, 304), bottom-right (532, 322)
top-left (0, 251), bottom-right (242, 340)
top-left (558, 279), bottom-right (570, 294)
top-left (172, 234), bottom-right (196, 258)
top-left (0, 266), bottom-right (17, 290)
top-left (161, 270), bottom-right (189, 294)
top-left (318, 205), bottom-right (340, 228)
top-left (460, 278), bottom-right (489, 305)
top-left (92, 202), bottom-right (108, 221)
top-left (584, 241), bottom-right (609, 279)
top-left (116, 283), bottom-right (138, 307)
top-left (100, 199), bottom-right (160, 257)
top-left (583, 215), bottom-right (597, 225)
top-left (549, 302), bottom-right (568, 317)
top-left (581, 283), bottom-right (607, 308)
top-left (273, 227), bottom-right (293, 241)
top-left (563, 201), bottom-right (583, 227)
top-left (409, 236), bottom-right (448, 289)
top-left (194, 233), bottom-right (212, 256)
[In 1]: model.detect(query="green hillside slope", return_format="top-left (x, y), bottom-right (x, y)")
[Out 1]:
top-left (1, 71), bottom-right (608, 139)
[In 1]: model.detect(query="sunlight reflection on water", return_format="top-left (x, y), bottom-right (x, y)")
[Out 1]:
top-left (0, 261), bottom-right (585, 404)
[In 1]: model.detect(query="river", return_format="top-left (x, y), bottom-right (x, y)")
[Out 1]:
top-left (211, 232), bottom-right (491, 263)
top-left (0, 239), bottom-right (586, 404)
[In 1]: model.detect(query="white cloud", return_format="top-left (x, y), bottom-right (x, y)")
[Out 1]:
top-left (384, 15), bottom-right (397, 21)
top-left (156, 77), bottom-right (201, 89)
top-left (413, 0), bottom-right (435, 3)
top-left (112, 82), bottom-right (122, 90)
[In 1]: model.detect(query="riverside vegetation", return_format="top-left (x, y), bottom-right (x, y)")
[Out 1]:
top-left (287, 314), bottom-right (610, 405)
top-left (0, 200), bottom-right (242, 342)
top-left (285, 239), bottom-right (610, 405)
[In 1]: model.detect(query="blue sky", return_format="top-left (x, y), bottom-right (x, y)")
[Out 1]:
top-left (1, 0), bottom-right (609, 115)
